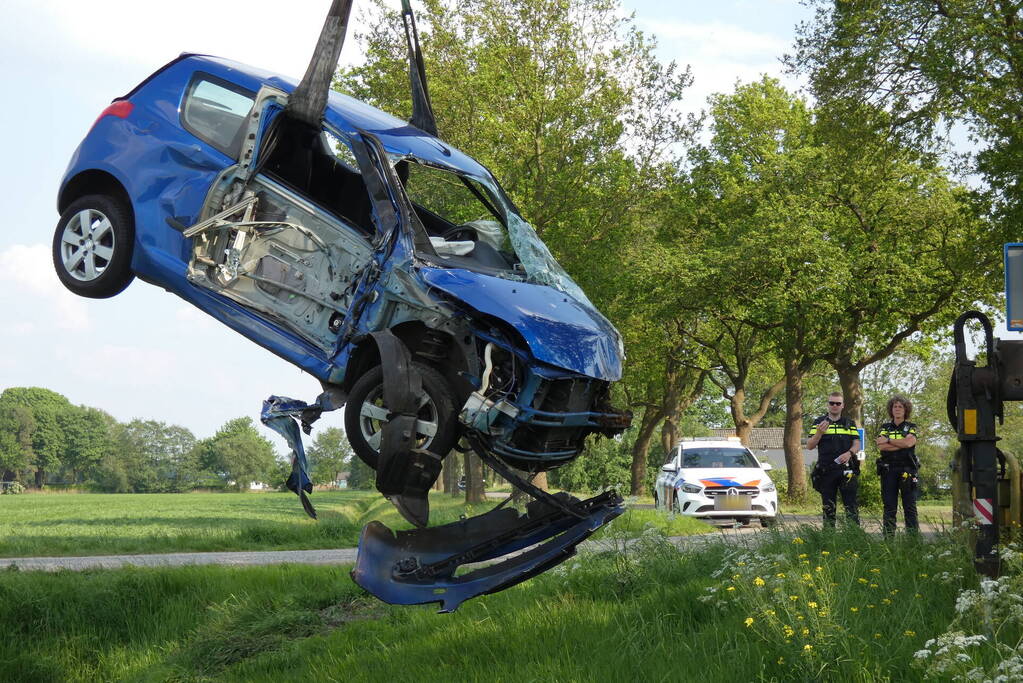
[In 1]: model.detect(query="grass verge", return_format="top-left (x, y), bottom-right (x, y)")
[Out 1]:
top-left (4, 520), bottom-right (1017, 681)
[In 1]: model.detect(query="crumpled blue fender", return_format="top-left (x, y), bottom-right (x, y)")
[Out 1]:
top-left (260, 393), bottom-right (342, 520)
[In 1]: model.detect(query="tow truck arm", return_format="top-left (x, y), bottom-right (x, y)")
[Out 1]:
top-left (949, 311), bottom-right (1023, 576)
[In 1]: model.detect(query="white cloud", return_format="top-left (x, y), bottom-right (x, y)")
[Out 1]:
top-left (0, 243), bottom-right (90, 330)
top-left (644, 20), bottom-right (788, 62)
top-left (56, 344), bottom-right (178, 385)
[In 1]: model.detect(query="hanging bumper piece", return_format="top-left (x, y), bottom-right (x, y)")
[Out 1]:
top-left (351, 490), bottom-right (623, 613)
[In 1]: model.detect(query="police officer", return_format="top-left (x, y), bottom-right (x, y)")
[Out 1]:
top-left (875, 395), bottom-right (919, 536)
top-left (806, 392), bottom-right (861, 528)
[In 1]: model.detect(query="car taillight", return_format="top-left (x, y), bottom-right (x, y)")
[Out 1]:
top-left (90, 100), bottom-right (134, 131)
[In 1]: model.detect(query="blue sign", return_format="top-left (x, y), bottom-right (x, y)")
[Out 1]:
top-left (1005, 243), bottom-right (1023, 331)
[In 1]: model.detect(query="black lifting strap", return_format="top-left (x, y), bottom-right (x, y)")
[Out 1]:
top-left (370, 330), bottom-right (443, 527)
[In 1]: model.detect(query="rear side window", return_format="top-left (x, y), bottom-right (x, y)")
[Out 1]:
top-left (181, 75), bottom-right (255, 159)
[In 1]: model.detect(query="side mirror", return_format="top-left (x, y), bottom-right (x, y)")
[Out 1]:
top-left (760, 461), bottom-right (773, 471)
top-left (661, 464), bottom-right (677, 473)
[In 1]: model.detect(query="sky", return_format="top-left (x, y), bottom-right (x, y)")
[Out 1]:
top-left (0, 0), bottom-right (870, 446)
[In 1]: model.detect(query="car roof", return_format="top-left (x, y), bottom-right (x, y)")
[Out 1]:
top-left (180, 55), bottom-right (490, 178)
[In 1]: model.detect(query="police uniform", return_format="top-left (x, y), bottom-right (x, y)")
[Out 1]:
top-left (877, 420), bottom-right (919, 535)
top-left (808, 415), bottom-right (860, 527)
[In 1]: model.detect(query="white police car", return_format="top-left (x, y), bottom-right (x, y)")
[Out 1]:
top-left (654, 438), bottom-right (779, 526)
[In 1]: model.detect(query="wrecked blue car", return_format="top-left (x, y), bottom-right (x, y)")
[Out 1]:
top-left (54, 3), bottom-right (630, 612)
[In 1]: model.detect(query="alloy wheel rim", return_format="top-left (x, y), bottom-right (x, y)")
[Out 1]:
top-left (60, 209), bottom-right (115, 282)
top-left (358, 385), bottom-right (439, 452)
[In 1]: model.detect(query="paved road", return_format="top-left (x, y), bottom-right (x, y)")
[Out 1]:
top-left (0, 511), bottom-right (942, 572)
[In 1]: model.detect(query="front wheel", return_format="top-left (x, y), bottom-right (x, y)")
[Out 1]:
top-left (52, 194), bottom-right (135, 298)
top-left (344, 362), bottom-right (460, 469)
top-left (761, 515), bottom-right (779, 528)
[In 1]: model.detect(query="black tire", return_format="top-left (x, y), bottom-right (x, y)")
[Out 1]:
top-left (344, 362), bottom-right (460, 469)
top-left (53, 194), bottom-right (134, 298)
top-left (762, 515), bottom-right (778, 528)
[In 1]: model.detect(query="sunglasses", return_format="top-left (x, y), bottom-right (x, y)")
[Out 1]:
top-left (828, 401), bottom-right (843, 406)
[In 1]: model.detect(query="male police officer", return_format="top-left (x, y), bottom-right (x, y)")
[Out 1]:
top-left (875, 395), bottom-right (919, 536)
top-left (806, 392), bottom-right (861, 528)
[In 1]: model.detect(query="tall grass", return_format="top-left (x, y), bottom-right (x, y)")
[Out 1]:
top-left (5, 519), bottom-right (1018, 682)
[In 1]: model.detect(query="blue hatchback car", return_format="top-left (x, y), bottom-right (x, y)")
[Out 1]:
top-left (55, 53), bottom-right (630, 478)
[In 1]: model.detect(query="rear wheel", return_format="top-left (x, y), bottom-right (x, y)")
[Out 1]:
top-left (52, 194), bottom-right (134, 298)
top-left (344, 363), bottom-right (460, 469)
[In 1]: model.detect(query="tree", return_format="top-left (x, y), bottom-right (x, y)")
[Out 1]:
top-left (790, 0), bottom-right (1023, 228)
top-left (0, 387), bottom-right (73, 487)
top-left (114, 419), bottom-right (199, 492)
top-left (198, 417), bottom-right (277, 491)
top-left (307, 427), bottom-right (354, 487)
top-left (59, 406), bottom-right (110, 484)
top-left (0, 405), bottom-right (35, 481)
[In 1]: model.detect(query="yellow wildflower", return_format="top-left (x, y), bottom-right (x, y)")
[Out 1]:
top-left (738, 561), bottom-right (746, 566)
top-left (789, 595), bottom-right (799, 601)
top-left (726, 586), bottom-right (736, 592)
top-left (919, 573), bottom-right (928, 578)
top-left (783, 625), bottom-right (795, 637)
top-left (850, 607), bottom-right (859, 613)
top-left (871, 568), bottom-right (881, 574)
top-left (882, 598), bottom-right (892, 605)
top-left (807, 601), bottom-right (818, 609)
top-left (745, 617), bottom-right (754, 627)
top-left (804, 644), bottom-right (813, 651)
top-left (777, 657), bottom-right (785, 665)
top-left (753, 576), bottom-right (765, 587)
top-left (915, 593), bottom-right (923, 599)
top-left (853, 553), bottom-right (859, 558)
top-left (890, 589), bottom-right (899, 595)
top-left (818, 611), bottom-right (827, 617)
top-left (870, 583), bottom-right (878, 588)
top-left (732, 574), bottom-right (741, 580)
top-left (802, 628), bottom-right (809, 636)
top-left (868, 604), bottom-right (875, 609)
top-left (821, 550), bottom-right (830, 556)
top-left (815, 566), bottom-right (823, 572)
top-left (798, 553), bottom-right (807, 559)
top-left (776, 573), bottom-right (786, 578)
top-left (802, 573), bottom-right (812, 581)
top-left (874, 633), bottom-right (882, 639)
top-left (904, 630), bottom-right (916, 637)
top-left (793, 537), bottom-right (805, 544)
top-left (857, 578), bottom-right (868, 584)
top-left (797, 615), bottom-right (804, 621)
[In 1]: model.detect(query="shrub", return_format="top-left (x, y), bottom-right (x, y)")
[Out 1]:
top-left (0, 481), bottom-right (25, 495)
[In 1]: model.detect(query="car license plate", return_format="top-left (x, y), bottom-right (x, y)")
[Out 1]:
top-left (715, 496), bottom-right (751, 512)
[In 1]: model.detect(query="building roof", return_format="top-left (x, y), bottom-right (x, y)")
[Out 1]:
top-left (710, 427), bottom-right (786, 450)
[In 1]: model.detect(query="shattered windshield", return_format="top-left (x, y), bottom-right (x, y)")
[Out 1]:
top-left (394, 158), bottom-right (592, 305)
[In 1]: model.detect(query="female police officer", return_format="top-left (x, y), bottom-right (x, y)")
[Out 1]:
top-left (875, 395), bottom-right (919, 536)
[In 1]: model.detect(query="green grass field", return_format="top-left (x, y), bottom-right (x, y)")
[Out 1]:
top-left (0, 491), bottom-right (711, 558)
top-left (1, 521), bottom-right (1013, 682)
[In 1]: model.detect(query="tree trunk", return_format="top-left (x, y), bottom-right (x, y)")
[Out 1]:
top-left (464, 453), bottom-right (485, 504)
top-left (836, 364), bottom-right (864, 427)
top-left (630, 408), bottom-right (664, 496)
top-left (660, 415), bottom-right (678, 456)
top-left (34, 469), bottom-right (44, 489)
top-left (446, 454), bottom-right (461, 497)
top-left (783, 356), bottom-right (807, 499)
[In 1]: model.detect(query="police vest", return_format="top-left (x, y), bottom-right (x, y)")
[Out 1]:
top-left (878, 421), bottom-right (918, 469)
top-left (808, 415), bottom-right (860, 469)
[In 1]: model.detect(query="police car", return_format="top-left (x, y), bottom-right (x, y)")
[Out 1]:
top-left (654, 438), bottom-right (779, 526)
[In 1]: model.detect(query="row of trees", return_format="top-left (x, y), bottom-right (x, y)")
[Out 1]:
top-left (337, 0), bottom-right (1015, 499)
top-left (0, 387), bottom-right (282, 492)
